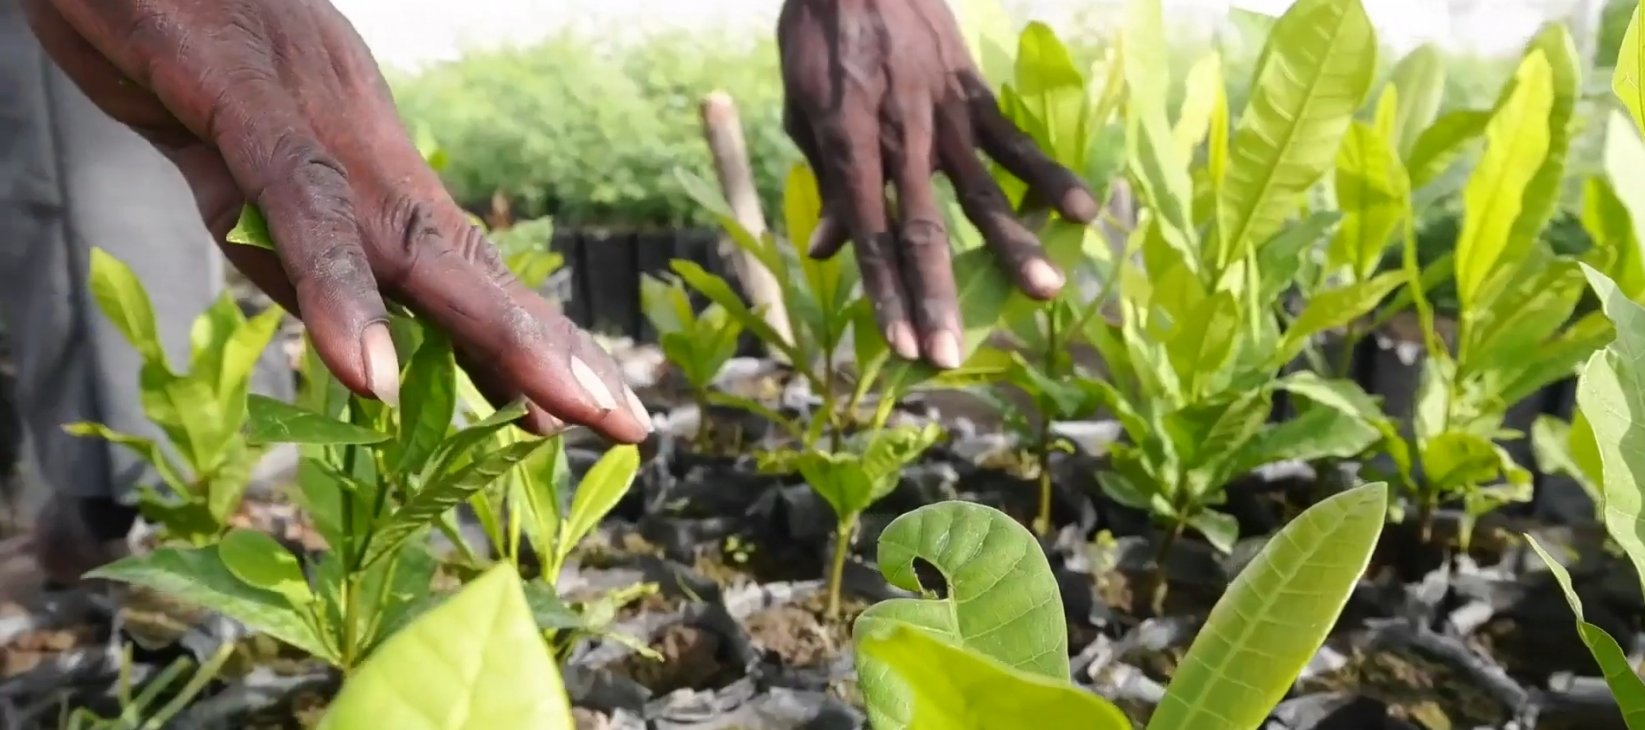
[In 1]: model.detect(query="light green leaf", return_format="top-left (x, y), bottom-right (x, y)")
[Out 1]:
top-left (87, 544), bottom-right (330, 660)
top-left (217, 305), bottom-right (285, 407)
top-left (1174, 53), bottom-right (1225, 159)
top-left (1614, 1), bottom-right (1645, 136)
top-left (62, 422), bottom-right (189, 494)
top-left (1532, 414), bottom-right (1602, 508)
top-left (218, 528), bottom-right (313, 607)
top-left (670, 260), bottom-right (798, 363)
top-left (559, 445), bottom-right (640, 563)
top-left (1279, 270), bottom-right (1406, 362)
top-left (1525, 536), bottom-right (1645, 729)
top-left (420, 400), bottom-right (531, 482)
top-left (1578, 264), bottom-right (1645, 592)
top-left (189, 293), bottom-right (245, 388)
top-left (1013, 22), bottom-right (1087, 169)
top-left (1602, 112), bottom-right (1645, 299)
top-left (855, 624), bottom-right (1130, 730)
top-left (397, 330), bottom-right (458, 475)
top-left (88, 248), bottom-right (165, 364)
top-left (1502, 26), bottom-right (1579, 266)
top-left (139, 364), bottom-right (228, 474)
top-left (1454, 51), bottom-right (1554, 311)
top-left (954, 0), bottom-right (1017, 88)
top-left (318, 562), bottom-right (572, 730)
top-left (246, 395), bottom-right (392, 446)
top-left (1215, 0), bottom-right (1377, 268)
top-left (1404, 109), bottom-right (1491, 189)
top-left (1124, 0), bottom-right (1198, 268)
top-left (1328, 121), bottom-right (1408, 280)
top-left (1147, 482), bottom-right (1387, 730)
top-left (854, 502), bottom-right (1067, 730)
top-left (1386, 43), bottom-right (1446, 158)
top-left (1188, 510), bottom-right (1239, 554)
top-left (226, 205), bottom-right (276, 251)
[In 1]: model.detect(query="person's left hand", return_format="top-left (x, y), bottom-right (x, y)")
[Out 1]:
top-left (777, 0), bottom-right (1098, 370)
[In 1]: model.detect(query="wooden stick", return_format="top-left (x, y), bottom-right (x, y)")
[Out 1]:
top-left (699, 90), bottom-right (794, 357)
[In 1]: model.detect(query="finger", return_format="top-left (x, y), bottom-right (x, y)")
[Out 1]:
top-left (386, 206), bottom-right (653, 443)
top-left (783, 100), bottom-right (852, 259)
top-left (961, 74), bottom-right (1099, 223)
top-left (813, 108), bottom-right (920, 360)
top-left (935, 100), bottom-right (1065, 300)
top-left (454, 349), bottom-right (568, 437)
top-left (208, 90), bottom-right (398, 406)
top-left (886, 101), bottom-right (961, 368)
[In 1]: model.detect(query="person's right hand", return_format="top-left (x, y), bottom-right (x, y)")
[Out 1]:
top-left (21, 0), bottom-right (653, 442)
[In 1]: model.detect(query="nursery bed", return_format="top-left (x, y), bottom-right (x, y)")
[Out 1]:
top-left (0, 338), bottom-right (1634, 730)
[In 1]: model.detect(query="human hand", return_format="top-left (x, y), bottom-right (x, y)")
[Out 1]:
top-left (777, 0), bottom-right (1098, 369)
top-left (23, 0), bottom-right (651, 442)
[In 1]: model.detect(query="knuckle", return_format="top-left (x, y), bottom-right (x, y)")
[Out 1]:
top-left (901, 219), bottom-right (947, 250)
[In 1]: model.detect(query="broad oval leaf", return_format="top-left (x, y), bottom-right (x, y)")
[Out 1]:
top-left (318, 562), bottom-right (573, 730)
top-left (1147, 482), bottom-right (1388, 730)
top-left (1215, 0), bottom-right (1377, 267)
top-left (246, 395), bottom-right (392, 446)
top-left (853, 502), bottom-right (1067, 730)
top-left (87, 544), bottom-right (330, 660)
top-left (560, 444), bottom-right (640, 561)
top-left (1525, 537), bottom-right (1645, 729)
top-left (218, 528), bottom-right (313, 607)
top-left (856, 623), bottom-right (1130, 730)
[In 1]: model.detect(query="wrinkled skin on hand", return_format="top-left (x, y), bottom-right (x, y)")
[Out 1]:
top-left (22, 0), bottom-right (652, 442)
top-left (778, 0), bottom-right (1099, 369)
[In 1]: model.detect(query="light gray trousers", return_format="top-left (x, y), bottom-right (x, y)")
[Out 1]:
top-left (0, 2), bottom-right (291, 514)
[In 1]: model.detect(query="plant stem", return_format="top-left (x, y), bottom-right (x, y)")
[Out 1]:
top-left (1151, 517), bottom-right (1186, 616)
top-left (824, 345), bottom-right (841, 454)
top-left (826, 514), bottom-right (859, 621)
top-left (1034, 309), bottom-right (1061, 536)
top-left (339, 575), bottom-right (358, 672)
top-left (693, 388), bottom-right (712, 453)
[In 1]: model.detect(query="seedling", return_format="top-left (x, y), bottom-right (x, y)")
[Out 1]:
top-left (640, 273), bottom-right (744, 450)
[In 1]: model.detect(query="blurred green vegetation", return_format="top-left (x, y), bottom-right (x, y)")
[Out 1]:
top-left (389, 10), bottom-right (1630, 240)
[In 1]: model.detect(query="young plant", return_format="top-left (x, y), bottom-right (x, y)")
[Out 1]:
top-left (66, 248), bottom-right (285, 545)
top-left (639, 273), bottom-right (744, 450)
top-left (853, 483), bottom-right (1387, 729)
top-left (88, 317), bottom-right (552, 672)
top-left (1085, 0), bottom-right (1388, 582)
top-left (1375, 27), bottom-right (1611, 545)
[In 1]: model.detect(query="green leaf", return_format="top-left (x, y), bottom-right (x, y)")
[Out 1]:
top-left (670, 260), bottom-right (799, 364)
top-left (796, 451), bottom-right (878, 520)
top-left (246, 395), bottom-right (392, 446)
top-left (955, 0), bottom-right (1017, 87)
top-left (87, 544), bottom-right (330, 660)
top-left (1188, 510), bottom-right (1239, 554)
top-left (217, 306), bottom-right (285, 410)
top-left (1601, 112), bottom-right (1645, 299)
top-left (1532, 414), bottom-right (1603, 510)
top-left (1173, 53), bottom-right (1224, 159)
top-left (1385, 43), bottom-right (1446, 158)
top-left (558, 445), bottom-right (639, 563)
top-left (854, 502), bottom-right (1067, 730)
top-left (1124, 0), bottom-right (1198, 269)
top-left (855, 623), bottom-right (1130, 730)
top-left (1215, 0), bottom-right (1377, 268)
top-left (1614, 1), bottom-right (1645, 136)
top-left (1013, 22), bottom-right (1087, 169)
top-left (226, 205), bottom-right (276, 251)
top-left (1524, 536), bottom-right (1645, 729)
top-left (88, 248), bottom-right (166, 364)
top-left (1404, 109), bottom-right (1491, 189)
top-left (218, 528), bottom-right (313, 607)
top-left (189, 293), bottom-right (246, 388)
top-left (139, 364), bottom-right (228, 475)
top-left (365, 437), bottom-right (549, 569)
top-left (61, 422), bottom-right (189, 494)
top-left (1502, 26), bottom-right (1579, 268)
top-left (1147, 482), bottom-right (1387, 730)
top-left (397, 330), bottom-right (458, 474)
top-left (1328, 121), bottom-right (1408, 280)
top-left (1279, 270), bottom-right (1407, 362)
top-left (1454, 50), bottom-right (1554, 311)
top-left (318, 563), bottom-right (573, 730)
top-left (1577, 264), bottom-right (1645, 593)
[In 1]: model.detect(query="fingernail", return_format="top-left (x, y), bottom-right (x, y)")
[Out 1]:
top-left (361, 323), bottom-right (400, 408)
top-left (885, 322), bottom-right (920, 360)
top-left (928, 331), bottom-right (962, 369)
top-left (1061, 188), bottom-right (1100, 222)
top-left (623, 385), bottom-right (654, 432)
top-left (1023, 259), bottom-right (1065, 294)
top-left (570, 356), bottom-right (617, 412)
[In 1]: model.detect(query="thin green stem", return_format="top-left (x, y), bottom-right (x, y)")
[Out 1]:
top-left (826, 514), bottom-right (859, 621)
